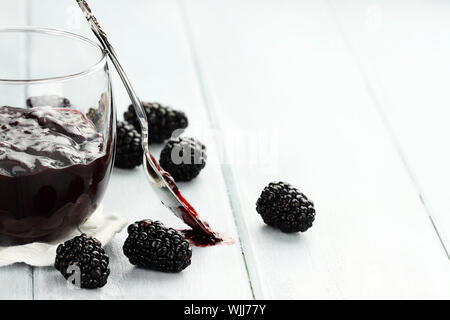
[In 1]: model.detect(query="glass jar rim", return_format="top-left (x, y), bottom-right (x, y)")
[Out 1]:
top-left (0, 27), bottom-right (107, 84)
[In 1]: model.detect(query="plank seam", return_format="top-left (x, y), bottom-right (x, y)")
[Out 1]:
top-left (176, 0), bottom-right (262, 299)
top-left (325, 0), bottom-right (450, 260)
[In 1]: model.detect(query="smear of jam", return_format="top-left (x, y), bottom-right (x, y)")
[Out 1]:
top-left (147, 153), bottom-right (234, 247)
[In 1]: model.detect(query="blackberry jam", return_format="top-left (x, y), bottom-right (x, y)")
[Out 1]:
top-left (0, 106), bottom-right (113, 244)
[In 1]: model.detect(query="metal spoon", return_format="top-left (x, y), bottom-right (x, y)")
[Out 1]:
top-left (76, 0), bottom-right (222, 243)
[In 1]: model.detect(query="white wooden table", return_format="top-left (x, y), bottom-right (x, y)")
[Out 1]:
top-left (1, 0), bottom-right (450, 299)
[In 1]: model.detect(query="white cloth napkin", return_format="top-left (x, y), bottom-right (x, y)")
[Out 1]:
top-left (0, 205), bottom-right (127, 267)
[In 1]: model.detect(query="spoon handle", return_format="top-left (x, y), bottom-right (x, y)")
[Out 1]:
top-left (75, 0), bottom-right (149, 154)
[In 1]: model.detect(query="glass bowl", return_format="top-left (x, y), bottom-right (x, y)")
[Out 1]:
top-left (0, 27), bottom-right (115, 244)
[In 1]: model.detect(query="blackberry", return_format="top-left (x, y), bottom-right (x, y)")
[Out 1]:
top-left (26, 95), bottom-right (71, 108)
top-left (54, 234), bottom-right (110, 289)
top-left (123, 102), bottom-right (188, 143)
top-left (256, 182), bottom-right (315, 233)
top-left (86, 93), bottom-right (109, 128)
top-left (86, 108), bottom-right (102, 127)
top-left (159, 137), bottom-right (206, 182)
top-left (123, 220), bottom-right (192, 272)
top-left (114, 121), bottom-right (143, 169)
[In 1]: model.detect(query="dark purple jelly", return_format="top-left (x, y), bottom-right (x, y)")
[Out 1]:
top-left (0, 106), bottom-right (113, 244)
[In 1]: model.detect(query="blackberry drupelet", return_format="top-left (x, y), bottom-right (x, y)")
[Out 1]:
top-left (123, 220), bottom-right (192, 272)
top-left (114, 121), bottom-right (143, 169)
top-left (54, 234), bottom-right (110, 289)
top-left (159, 137), bottom-right (206, 182)
top-left (256, 181), bottom-right (315, 233)
top-left (26, 95), bottom-right (71, 108)
top-left (123, 102), bottom-right (188, 143)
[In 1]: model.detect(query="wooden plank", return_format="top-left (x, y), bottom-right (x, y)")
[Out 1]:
top-left (329, 0), bottom-right (450, 252)
top-left (0, 0), bottom-right (34, 300)
top-left (28, 0), bottom-right (252, 299)
top-left (181, 0), bottom-right (450, 299)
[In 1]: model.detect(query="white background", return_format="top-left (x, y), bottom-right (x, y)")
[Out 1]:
top-left (0, 0), bottom-right (449, 299)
